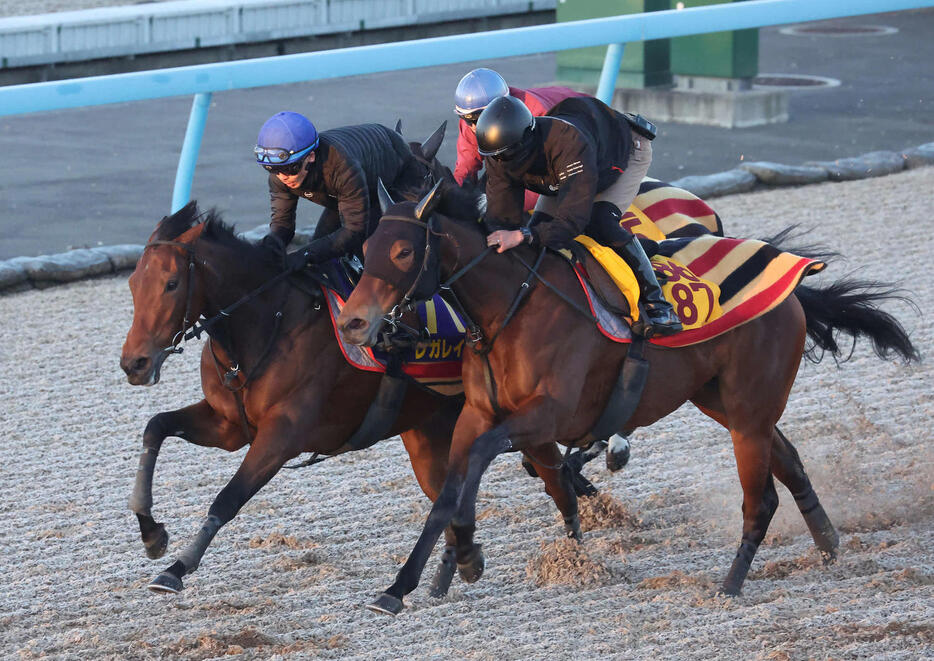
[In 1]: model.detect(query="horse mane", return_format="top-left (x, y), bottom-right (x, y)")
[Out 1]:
top-left (154, 200), bottom-right (268, 261)
top-left (436, 180), bottom-right (486, 225)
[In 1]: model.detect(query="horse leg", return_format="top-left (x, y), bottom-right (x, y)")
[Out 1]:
top-left (770, 427), bottom-right (839, 561)
top-left (522, 443), bottom-right (582, 541)
top-left (721, 425), bottom-right (780, 596)
top-left (398, 408), bottom-right (463, 599)
top-left (606, 433), bottom-right (631, 472)
top-left (694, 393), bottom-right (839, 563)
top-left (129, 400), bottom-right (245, 560)
top-left (447, 398), bottom-right (565, 583)
top-left (524, 440), bottom-right (603, 496)
top-left (148, 429), bottom-right (295, 594)
top-left (369, 408), bottom-right (508, 616)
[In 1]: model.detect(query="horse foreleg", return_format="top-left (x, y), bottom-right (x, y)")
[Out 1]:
top-left (770, 427), bottom-right (839, 561)
top-left (399, 407), bottom-right (463, 599)
top-left (369, 408), bottom-right (508, 616)
top-left (148, 430), bottom-right (294, 594)
top-left (522, 443), bottom-right (582, 540)
top-left (129, 400), bottom-right (245, 560)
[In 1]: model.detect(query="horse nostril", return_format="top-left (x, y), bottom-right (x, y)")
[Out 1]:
top-left (131, 357), bottom-right (149, 373)
top-left (345, 318), bottom-right (367, 332)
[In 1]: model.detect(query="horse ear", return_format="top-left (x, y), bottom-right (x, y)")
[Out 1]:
top-left (153, 200), bottom-right (200, 240)
top-left (414, 179), bottom-right (444, 222)
top-left (421, 121), bottom-right (447, 162)
top-left (377, 178), bottom-right (395, 214)
top-left (394, 119), bottom-right (403, 135)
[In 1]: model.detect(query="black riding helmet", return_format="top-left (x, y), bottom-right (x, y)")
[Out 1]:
top-left (475, 95), bottom-right (536, 160)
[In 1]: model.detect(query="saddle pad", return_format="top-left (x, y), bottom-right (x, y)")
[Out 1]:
top-left (650, 235), bottom-right (825, 347)
top-left (570, 235), bottom-right (824, 348)
top-left (622, 179), bottom-right (724, 241)
top-left (324, 287), bottom-right (465, 397)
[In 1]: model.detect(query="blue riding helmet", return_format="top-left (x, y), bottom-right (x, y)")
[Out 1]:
top-left (454, 68), bottom-right (510, 118)
top-left (254, 111), bottom-right (319, 166)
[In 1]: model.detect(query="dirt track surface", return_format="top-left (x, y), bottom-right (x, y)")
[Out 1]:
top-left (2, 168), bottom-right (933, 660)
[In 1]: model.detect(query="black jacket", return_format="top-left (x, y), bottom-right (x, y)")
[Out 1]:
top-left (267, 123), bottom-right (415, 261)
top-left (484, 97), bottom-right (635, 249)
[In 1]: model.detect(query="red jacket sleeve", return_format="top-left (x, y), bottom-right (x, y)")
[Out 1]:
top-left (453, 119), bottom-right (483, 186)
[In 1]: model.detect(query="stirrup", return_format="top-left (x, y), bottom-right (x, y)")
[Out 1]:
top-left (644, 306), bottom-right (683, 337)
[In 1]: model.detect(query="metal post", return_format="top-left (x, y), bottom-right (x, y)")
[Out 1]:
top-left (596, 43), bottom-right (625, 105)
top-left (171, 92), bottom-right (212, 213)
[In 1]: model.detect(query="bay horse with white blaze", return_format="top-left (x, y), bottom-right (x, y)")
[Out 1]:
top-left (120, 200), bottom-right (588, 596)
top-left (336, 181), bottom-right (920, 615)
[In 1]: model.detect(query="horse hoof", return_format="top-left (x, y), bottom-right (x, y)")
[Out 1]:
top-left (564, 515), bottom-right (583, 541)
top-left (457, 545), bottom-right (485, 584)
top-left (366, 593), bottom-right (404, 616)
top-left (821, 548), bottom-right (838, 566)
top-left (606, 434), bottom-right (631, 472)
top-left (148, 571), bottom-right (183, 594)
top-left (428, 549), bottom-right (456, 598)
top-left (143, 523), bottom-right (169, 560)
top-left (717, 583), bottom-right (741, 597)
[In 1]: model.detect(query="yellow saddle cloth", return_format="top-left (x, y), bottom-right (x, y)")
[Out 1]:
top-left (571, 236), bottom-right (723, 331)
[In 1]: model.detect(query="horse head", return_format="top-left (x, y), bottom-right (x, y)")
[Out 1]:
top-left (121, 201), bottom-right (278, 385)
top-left (338, 181), bottom-right (448, 347)
top-left (121, 202), bottom-right (210, 385)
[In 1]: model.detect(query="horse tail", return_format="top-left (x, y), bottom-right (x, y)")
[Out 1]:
top-left (759, 225), bottom-right (840, 263)
top-left (795, 280), bottom-right (921, 364)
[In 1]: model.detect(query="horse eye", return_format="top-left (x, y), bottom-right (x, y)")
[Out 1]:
top-left (398, 248), bottom-right (412, 258)
top-left (165, 280), bottom-right (179, 292)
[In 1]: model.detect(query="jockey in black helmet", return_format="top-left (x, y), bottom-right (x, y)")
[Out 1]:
top-left (476, 95), bottom-right (682, 337)
top-left (254, 111), bottom-right (423, 270)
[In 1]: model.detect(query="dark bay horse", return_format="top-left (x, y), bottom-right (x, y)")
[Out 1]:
top-left (120, 198), bottom-right (589, 596)
top-left (336, 182), bottom-right (920, 614)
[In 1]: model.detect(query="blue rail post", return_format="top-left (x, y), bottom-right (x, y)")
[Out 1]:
top-left (171, 92), bottom-right (212, 213)
top-left (596, 43), bottom-right (626, 105)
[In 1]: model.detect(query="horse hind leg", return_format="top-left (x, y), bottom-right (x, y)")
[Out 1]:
top-left (522, 443), bottom-right (583, 540)
top-left (771, 426), bottom-right (839, 562)
top-left (720, 423), bottom-right (781, 596)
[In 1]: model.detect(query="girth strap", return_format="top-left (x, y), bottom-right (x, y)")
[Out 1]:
top-left (579, 336), bottom-right (649, 445)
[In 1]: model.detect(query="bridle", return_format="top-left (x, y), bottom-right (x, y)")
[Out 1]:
top-left (141, 237), bottom-right (315, 385)
top-left (143, 239), bottom-right (200, 366)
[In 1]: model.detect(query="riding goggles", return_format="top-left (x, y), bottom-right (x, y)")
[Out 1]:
top-left (262, 159), bottom-right (305, 175)
top-left (254, 140), bottom-right (317, 169)
top-left (457, 110), bottom-right (483, 126)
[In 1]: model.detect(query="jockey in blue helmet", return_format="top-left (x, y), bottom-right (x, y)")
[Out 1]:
top-left (254, 111), bottom-right (319, 175)
top-left (254, 111), bottom-right (421, 270)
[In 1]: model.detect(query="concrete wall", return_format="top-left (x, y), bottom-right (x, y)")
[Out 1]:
top-left (0, 0), bottom-right (555, 84)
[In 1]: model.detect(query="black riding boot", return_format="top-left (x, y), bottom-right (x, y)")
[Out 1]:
top-left (615, 239), bottom-right (683, 337)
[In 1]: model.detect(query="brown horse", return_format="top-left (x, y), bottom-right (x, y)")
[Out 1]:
top-left (119, 201), bottom-right (590, 597)
top-left (336, 181), bottom-right (920, 614)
